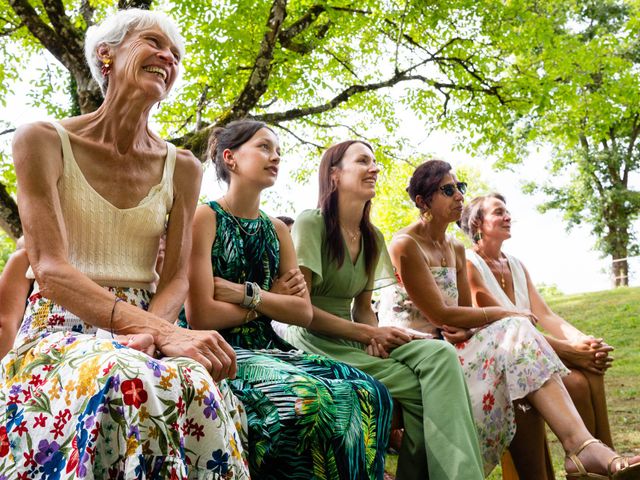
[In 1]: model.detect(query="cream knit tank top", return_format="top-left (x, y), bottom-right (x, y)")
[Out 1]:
top-left (27, 122), bottom-right (176, 291)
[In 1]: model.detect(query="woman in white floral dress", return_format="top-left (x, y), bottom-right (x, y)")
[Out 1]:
top-left (378, 159), bottom-right (640, 479)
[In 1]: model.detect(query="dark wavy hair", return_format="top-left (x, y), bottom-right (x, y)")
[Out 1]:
top-left (460, 193), bottom-right (507, 243)
top-left (207, 119), bottom-right (275, 184)
top-left (406, 159), bottom-right (452, 211)
top-left (317, 140), bottom-right (379, 276)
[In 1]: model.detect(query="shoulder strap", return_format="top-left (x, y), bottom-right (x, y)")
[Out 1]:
top-left (49, 122), bottom-right (74, 165)
top-left (395, 233), bottom-right (431, 267)
top-left (165, 142), bottom-right (177, 180)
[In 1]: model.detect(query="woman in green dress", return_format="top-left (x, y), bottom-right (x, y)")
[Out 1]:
top-left (181, 120), bottom-right (393, 479)
top-left (283, 140), bottom-right (484, 480)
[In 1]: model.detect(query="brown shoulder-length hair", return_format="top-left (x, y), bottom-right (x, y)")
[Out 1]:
top-left (317, 140), bottom-right (379, 277)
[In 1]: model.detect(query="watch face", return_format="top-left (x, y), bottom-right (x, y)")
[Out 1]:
top-left (246, 283), bottom-right (254, 296)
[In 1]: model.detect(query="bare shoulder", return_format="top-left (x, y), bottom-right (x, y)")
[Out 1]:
top-left (451, 237), bottom-right (466, 256)
top-left (12, 122), bottom-right (64, 180)
top-left (12, 122), bottom-right (59, 154)
top-left (389, 229), bottom-right (419, 256)
top-left (269, 215), bottom-right (288, 237)
top-left (173, 148), bottom-right (203, 192)
top-left (194, 203), bottom-right (216, 224)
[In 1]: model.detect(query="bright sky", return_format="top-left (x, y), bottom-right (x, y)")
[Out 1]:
top-left (3, 56), bottom-right (638, 294)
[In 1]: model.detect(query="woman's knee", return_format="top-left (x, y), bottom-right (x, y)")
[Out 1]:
top-left (563, 369), bottom-right (591, 400)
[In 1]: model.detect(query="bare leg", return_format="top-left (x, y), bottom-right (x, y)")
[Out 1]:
top-left (583, 370), bottom-right (614, 448)
top-left (563, 369), bottom-right (596, 433)
top-left (527, 375), bottom-right (640, 476)
top-left (509, 401), bottom-right (552, 480)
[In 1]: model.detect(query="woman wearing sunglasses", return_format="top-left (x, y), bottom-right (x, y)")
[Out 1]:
top-left (377, 160), bottom-right (640, 479)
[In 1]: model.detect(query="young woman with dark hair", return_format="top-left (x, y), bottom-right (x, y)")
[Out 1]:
top-left (284, 141), bottom-right (485, 480)
top-left (377, 159), bottom-right (640, 479)
top-left (181, 121), bottom-right (393, 480)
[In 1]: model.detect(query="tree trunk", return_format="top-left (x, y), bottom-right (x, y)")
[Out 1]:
top-left (612, 255), bottom-right (629, 287)
top-left (0, 183), bottom-right (21, 241)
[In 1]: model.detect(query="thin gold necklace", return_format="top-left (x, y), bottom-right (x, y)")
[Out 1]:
top-left (341, 225), bottom-right (361, 243)
top-left (477, 250), bottom-right (506, 289)
top-left (430, 237), bottom-right (447, 268)
top-left (223, 196), bottom-right (261, 237)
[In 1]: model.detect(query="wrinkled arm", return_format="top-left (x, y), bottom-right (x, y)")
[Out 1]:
top-left (149, 149), bottom-right (202, 322)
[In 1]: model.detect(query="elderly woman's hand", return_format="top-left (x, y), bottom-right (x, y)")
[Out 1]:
top-left (157, 327), bottom-right (237, 382)
top-left (270, 268), bottom-right (306, 297)
top-left (116, 333), bottom-right (156, 357)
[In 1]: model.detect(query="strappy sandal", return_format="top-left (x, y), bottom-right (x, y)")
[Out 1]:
top-left (566, 438), bottom-right (640, 479)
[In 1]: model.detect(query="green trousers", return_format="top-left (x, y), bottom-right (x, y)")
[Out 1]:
top-left (285, 328), bottom-right (484, 480)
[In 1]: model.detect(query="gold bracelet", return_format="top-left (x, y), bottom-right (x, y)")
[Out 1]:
top-left (110, 297), bottom-right (123, 338)
top-left (482, 307), bottom-right (488, 323)
top-left (243, 308), bottom-right (258, 324)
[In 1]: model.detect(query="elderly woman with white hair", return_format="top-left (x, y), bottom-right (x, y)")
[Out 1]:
top-left (1, 9), bottom-right (249, 479)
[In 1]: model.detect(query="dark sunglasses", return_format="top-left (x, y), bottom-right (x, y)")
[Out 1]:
top-left (439, 182), bottom-right (467, 197)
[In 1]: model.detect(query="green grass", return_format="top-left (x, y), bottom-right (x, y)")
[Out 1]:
top-left (386, 287), bottom-right (640, 479)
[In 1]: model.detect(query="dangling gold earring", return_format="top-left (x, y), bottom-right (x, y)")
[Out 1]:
top-left (421, 209), bottom-right (432, 223)
top-left (101, 57), bottom-right (112, 77)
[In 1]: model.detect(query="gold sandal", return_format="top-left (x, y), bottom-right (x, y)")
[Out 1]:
top-left (566, 439), bottom-right (640, 479)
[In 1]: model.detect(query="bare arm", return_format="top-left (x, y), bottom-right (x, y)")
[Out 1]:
top-left (187, 210), bottom-right (312, 329)
top-left (523, 265), bottom-right (613, 373)
top-left (14, 123), bottom-right (236, 380)
top-left (390, 235), bottom-right (514, 328)
top-left (465, 259), bottom-right (503, 308)
top-left (352, 290), bottom-right (378, 327)
top-left (149, 149), bottom-right (202, 321)
top-left (0, 249), bottom-right (31, 359)
top-left (301, 267), bottom-right (415, 352)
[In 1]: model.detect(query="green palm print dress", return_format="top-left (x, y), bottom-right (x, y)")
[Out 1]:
top-left (181, 201), bottom-right (393, 480)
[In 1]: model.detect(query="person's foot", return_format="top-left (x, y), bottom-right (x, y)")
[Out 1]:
top-left (565, 438), bottom-right (640, 477)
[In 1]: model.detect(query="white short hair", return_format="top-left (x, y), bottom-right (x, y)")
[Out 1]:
top-left (84, 8), bottom-right (185, 95)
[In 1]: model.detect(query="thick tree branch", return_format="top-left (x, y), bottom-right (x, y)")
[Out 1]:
top-left (8, 0), bottom-right (66, 65)
top-left (218, 0), bottom-right (287, 123)
top-left (0, 182), bottom-right (21, 240)
top-left (278, 4), bottom-right (324, 46)
top-left (41, 0), bottom-right (84, 60)
top-left (9, 0), bottom-right (102, 112)
top-left (118, 0), bottom-right (153, 8)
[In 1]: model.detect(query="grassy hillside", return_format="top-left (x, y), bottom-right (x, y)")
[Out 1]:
top-left (386, 287), bottom-right (640, 479)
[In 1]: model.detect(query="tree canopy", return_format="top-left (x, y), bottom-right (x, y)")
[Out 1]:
top-left (1, 0), bottom-right (638, 286)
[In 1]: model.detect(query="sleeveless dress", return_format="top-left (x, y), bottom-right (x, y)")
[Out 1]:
top-left (0, 123), bottom-right (249, 479)
top-left (378, 234), bottom-right (569, 476)
top-left (466, 251), bottom-right (530, 311)
top-left (179, 201), bottom-right (393, 480)
top-left (285, 210), bottom-right (485, 480)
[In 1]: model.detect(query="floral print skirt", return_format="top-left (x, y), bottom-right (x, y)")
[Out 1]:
top-left (0, 288), bottom-right (250, 479)
top-left (454, 317), bottom-right (569, 475)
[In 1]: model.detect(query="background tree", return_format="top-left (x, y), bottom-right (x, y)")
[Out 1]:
top-left (438, 0), bottom-right (640, 287)
top-left (0, 0), bottom-right (507, 240)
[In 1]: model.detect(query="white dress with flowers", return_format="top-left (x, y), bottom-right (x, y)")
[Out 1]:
top-left (378, 236), bottom-right (569, 475)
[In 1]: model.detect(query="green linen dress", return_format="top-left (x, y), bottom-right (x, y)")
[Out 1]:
top-left (284, 209), bottom-right (485, 480)
top-left (181, 201), bottom-right (393, 480)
